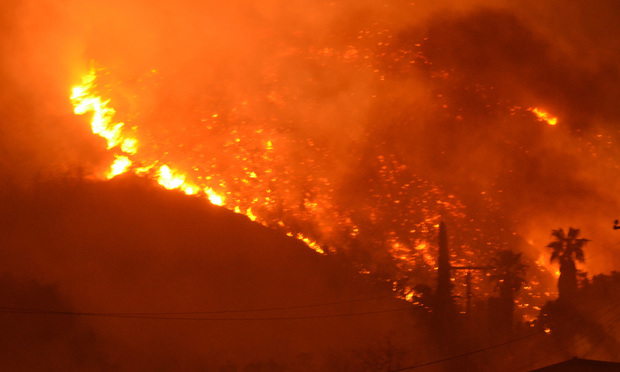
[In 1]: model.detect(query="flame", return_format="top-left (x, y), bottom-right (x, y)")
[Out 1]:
top-left (157, 165), bottom-right (200, 195)
top-left (297, 233), bottom-right (325, 255)
top-left (121, 138), bottom-right (138, 155)
top-left (71, 67), bottom-right (222, 199)
top-left (205, 188), bottom-right (224, 206)
top-left (70, 66), bottom-right (555, 315)
top-left (529, 107), bottom-right (558, 126)
top-left (71, 71), bottom-right (138, 151)
top-left (108, 155), bottom-right (132, 179)
top-left (70, 67), bottom-right (324, 255)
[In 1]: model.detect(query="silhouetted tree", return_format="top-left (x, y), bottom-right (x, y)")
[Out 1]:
top-left (537, 271), bottom-right (620, 360)
top-left (488, 250), bottom-right (527, 332)
top-left (547, 227), bottom-right (588, 301)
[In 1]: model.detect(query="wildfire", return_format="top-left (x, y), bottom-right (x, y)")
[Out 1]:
top-left (71, 72), bottom-right (138, 153)
top-left (70, 65), bottom-right (458, 273)
top-left (529, 107), bottom-right (558, 126)
top-left (70, 66), bottom-right (324, 253)
top-left (157, 165), bottom-right (201, 195)
top-left (71, 68), bottom-right (225, 200)
top-left (70, 65), bottom-right (553, 316)
top-left (108, 155), bottom-right (132, 179)
top-left (205, 188), bottom-right (224, 206)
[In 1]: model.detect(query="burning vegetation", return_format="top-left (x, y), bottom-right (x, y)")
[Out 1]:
top-left (1, 0), bottom-right (620, 370)
top-left (70, 64), bottom-right (554, 319)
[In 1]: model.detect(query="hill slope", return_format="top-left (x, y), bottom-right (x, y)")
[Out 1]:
top-left (0, 175), bottom-right (426, 371)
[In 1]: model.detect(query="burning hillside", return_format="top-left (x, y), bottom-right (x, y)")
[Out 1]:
top-left (68, 59), bottom-right (552, 318)
top-left (46, 0), bottom-right (618, 320)
top-left (0, 0), bottom-right (620, 368)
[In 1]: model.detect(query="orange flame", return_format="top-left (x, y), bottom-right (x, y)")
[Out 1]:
top-left (71, 72), bottom-right (138, 152)
top-left (70, 67), bottom-right (324, 255)
top-left (71, 68), bottom-right (223, 198)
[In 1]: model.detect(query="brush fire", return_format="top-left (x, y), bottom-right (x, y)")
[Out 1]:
top-left (0, 0), bottom-right (619, 370)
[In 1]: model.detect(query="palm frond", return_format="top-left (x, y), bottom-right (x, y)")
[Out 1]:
top-left (575, 246), bottom-right (585, 262)
top-left (551, 228), bottom-right (565, 241)
top-left (567, 227), bottom-right (580, 240)
top-left (489, 249), bottom-right (528, 294)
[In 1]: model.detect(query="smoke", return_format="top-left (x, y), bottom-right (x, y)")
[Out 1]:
top-left (377, 4), bottom-right (620, 274)
top-left (0, 0), bottom-right (619, 367)
top-left (0, 0), bottom-right (618, 268)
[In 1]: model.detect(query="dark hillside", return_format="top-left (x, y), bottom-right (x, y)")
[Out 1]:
top-left (0, 175), bottom-right (426, 371)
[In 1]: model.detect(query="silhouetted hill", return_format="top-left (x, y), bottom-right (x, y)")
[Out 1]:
top-left (0, 174), bottom-right (427, 371)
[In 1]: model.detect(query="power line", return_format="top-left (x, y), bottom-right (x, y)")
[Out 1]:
top-left (512, 298), bottom-right (620, 371)
top-left (58, 294), bottom-right (398, 316)
top-left (390, 297), bottom-right (620, 372)
top-left (512, 302), bottom-right (620, 372)
top-left (576, 225), bottom-right (620, 261)
top-left (389, 331), bottom-right (544, 371)
top-left (581, 310), bottom-right (620, 359)
top-left (513, 333), bottom-right (586, 372)
top-left (587, 240), bottom-right (620, 261)
top-left (0, 293), bottom-right (396, 318)
top-left (0, 304), bottom-right (414, 321)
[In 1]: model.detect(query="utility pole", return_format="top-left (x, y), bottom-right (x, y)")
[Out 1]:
top-left (435, 222), bottom-right (493, 314)
top-left (436, 221), bottom-right (453, 313)
top-left (450, 265), bottom-right (492, 314)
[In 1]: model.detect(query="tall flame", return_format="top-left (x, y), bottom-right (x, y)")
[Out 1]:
top-left (71, 71), bottom-right (138, 153)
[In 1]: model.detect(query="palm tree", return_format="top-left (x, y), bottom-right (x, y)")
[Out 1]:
top-left (490, 250), bottom-right (527, 303)
top-left (489, 250), bottom-right (527, 330)
top-left (547, 227), bottom-right (589, 301)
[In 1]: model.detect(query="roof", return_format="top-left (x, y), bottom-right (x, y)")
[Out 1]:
top-left (531, 357), bottom-right (620, 371)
